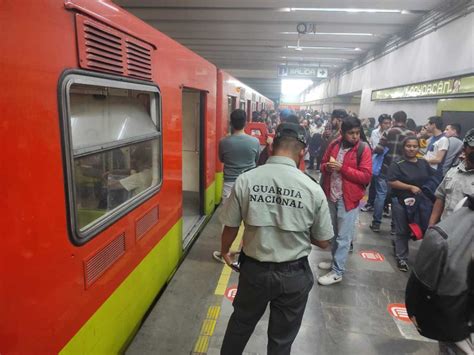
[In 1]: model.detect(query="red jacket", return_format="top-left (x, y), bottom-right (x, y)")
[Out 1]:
top-left (321, 138), bottom-right (372, 211)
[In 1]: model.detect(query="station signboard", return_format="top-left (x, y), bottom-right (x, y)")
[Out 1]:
top-left (371, 73), bottom-right (474, 101)
top-left (278, 65), bottom-right (328, 79)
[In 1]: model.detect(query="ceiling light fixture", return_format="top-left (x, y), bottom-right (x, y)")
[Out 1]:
top-left (281, 56), bottom-right (349, 61)
top-left (290, 8), bottom-right (402, 14)
top-left (280, 31), bottom-right (374, 36)
top-left (287, 45), bottom-right (362, 51)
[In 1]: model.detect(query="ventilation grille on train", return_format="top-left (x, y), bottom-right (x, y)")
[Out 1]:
top-left (76, 14), bottom-right (153, 81)
top-left (84, 233), bottom-right (126, 288)
top-left (136, 205), bottom-right (159, 240)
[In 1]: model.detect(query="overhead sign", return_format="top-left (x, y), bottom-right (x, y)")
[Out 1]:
top-left (359, 250), bottom-right (385, 262)
top-left (388, 303), bottom-right (411, 323)
top-left (225, 285), bottom-right (238, 302)
top-left (278, 65), bottom-right (328, 79)
top-left (371, 73), bottom-right (474, 101)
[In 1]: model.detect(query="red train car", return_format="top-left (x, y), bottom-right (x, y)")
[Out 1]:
top-left (0, 1), bottom-right (225, 353)
top-left (215, 70), bottom-right (274, 203)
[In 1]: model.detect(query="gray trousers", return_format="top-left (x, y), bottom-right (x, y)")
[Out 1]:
top-left (221, 255), bottom-right (314, 355)
top-left (391, 198), bottom-right (411, 262)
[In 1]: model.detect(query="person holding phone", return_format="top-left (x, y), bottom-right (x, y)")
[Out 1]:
top-left (218, 123), bottom-right (333, 355)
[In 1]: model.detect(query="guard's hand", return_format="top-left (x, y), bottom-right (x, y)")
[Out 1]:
top-left (221, 251), bottom-right (238, 267)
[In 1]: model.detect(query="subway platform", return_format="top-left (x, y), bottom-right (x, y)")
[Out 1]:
top-left (127, 189), bottom-right (438, 355)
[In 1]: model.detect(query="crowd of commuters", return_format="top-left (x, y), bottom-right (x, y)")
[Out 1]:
top-left (213, 106), bottom-right (473, 355)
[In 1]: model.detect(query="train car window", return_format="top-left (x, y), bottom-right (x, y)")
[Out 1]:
top-left (61, 74), bottom-right (162, 243)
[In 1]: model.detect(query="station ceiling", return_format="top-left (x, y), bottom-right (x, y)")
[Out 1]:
top-left (114, 0), bottom-right (446, 100)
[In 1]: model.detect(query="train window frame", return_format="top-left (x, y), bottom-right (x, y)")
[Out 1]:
top-left (59, 72), bottom-right (163, 245)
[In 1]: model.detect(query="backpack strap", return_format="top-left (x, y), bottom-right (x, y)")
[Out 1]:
top-left (357, 142), bottom-right (367, 166)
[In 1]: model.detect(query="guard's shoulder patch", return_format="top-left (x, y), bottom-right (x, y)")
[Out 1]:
top-left (304, 173), bottom-right (320, 185)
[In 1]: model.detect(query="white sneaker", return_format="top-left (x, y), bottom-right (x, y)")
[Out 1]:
top-left (318, 261), bottom-right (332, 270)
top-left (318, 271), bottom-right (342, 286)
top-left (212, 251), bottom-right (225, 264)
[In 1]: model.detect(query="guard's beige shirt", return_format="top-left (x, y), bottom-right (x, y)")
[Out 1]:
top-left (435, 161), bottom-right (474, 219)
top-left (220, 156), bottom-right (333, 262)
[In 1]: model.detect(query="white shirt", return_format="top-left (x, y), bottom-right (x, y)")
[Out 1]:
top-left (425, 136), bottom-right (449, 170)
top-left (370, 127), bottom-right (384, 148)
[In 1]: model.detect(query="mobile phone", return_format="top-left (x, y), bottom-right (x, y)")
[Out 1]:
top-left (230, 261), bottom-right (240, 272)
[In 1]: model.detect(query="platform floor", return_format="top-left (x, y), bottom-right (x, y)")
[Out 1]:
top-left (127, 182), bottom-right (438, 354)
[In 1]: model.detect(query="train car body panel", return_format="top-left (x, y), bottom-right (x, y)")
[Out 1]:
top-left (1, 1), bottom-right (216, 353)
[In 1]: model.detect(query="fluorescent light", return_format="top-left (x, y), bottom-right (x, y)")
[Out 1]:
top-left (290, 8), bottom-right (402, 14)
top-left (281, 56), bottom-right (349, 61)
top-left (280, 31), bottom-right (374, 36)
top-left (287, 45), bottom-right (361, 51)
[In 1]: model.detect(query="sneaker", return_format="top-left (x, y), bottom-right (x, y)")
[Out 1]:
top-left (212, 251), bottom-right (225, 264)
top-left (318, 271), bottom-right (342, 286)
top-left (361, 204), bottom-right (374, 212)
top-left (397, 260), bottom-right (409, 272)
top-left (383, 205), bottom-right (391, 218)
top-left (318, 261), bottom-right (332, 270)
top-left (369, 222), bottom-right (381, 233)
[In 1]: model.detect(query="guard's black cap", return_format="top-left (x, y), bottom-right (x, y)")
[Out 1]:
top-left (464, 128), bottom-right (474, 147)
top-left (275, 123), bottom-right (307, 146)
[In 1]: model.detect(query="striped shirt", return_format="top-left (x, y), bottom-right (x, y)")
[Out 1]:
top-left (375, 124), bottom-right (415, 175)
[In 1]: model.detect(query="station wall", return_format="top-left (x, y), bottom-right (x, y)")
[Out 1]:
top-left (302, 12), bottom-right (474, 124)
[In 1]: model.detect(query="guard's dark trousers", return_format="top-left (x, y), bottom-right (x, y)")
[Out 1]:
top-left (221, 255), bottom-right (314, 355)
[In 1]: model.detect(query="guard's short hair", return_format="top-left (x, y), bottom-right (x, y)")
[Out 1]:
top-left (230, 109), bottom-right (246, 130)
top-left (428, 116), bottom-right (444, 130)
top-left (341, 116), bottom-right (362, 134)
top-left (447, 123), bottom-right (462, 135)
top-left (393, 111), bottom-right (407, 123)
top-left (273, 136), bottom-right (305, 155)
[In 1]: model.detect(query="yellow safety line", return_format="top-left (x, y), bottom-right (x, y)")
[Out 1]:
top-left (214, 224), bottom-right (244, 295)
top-left (192, 224), bottom-right (244, 354)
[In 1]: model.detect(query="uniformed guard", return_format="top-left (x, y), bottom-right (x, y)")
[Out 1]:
top-left (219, 123), bottom-right (333, 355)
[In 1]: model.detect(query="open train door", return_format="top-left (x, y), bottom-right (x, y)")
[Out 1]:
top-left (437, 98), bottom-right (474, 139)
top-left (182, 88), bottom-right (206, 248)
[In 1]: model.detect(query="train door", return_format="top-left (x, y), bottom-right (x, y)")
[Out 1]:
top-left (227, 95), bottom-right (236, 134)
top-left (437, 98), bottom-right (474, 138)
top-left (182, 88), bottom-right (205, 248)
top-left (246, 99), bottom-right (251, 121)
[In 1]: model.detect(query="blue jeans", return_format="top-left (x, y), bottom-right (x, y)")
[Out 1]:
top-left (328, 199), bottom-right (359, 276)
top-left (372, 175), bottom-right (388, 225)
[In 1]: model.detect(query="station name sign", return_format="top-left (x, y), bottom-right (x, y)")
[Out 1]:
top-left (278, 65), bottom-right (328, 79)
top-left (371, 74), bottom-right (474, 101)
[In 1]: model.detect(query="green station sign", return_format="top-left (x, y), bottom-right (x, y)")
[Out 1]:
top-left (371, 74), bottom-right (474, 101)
